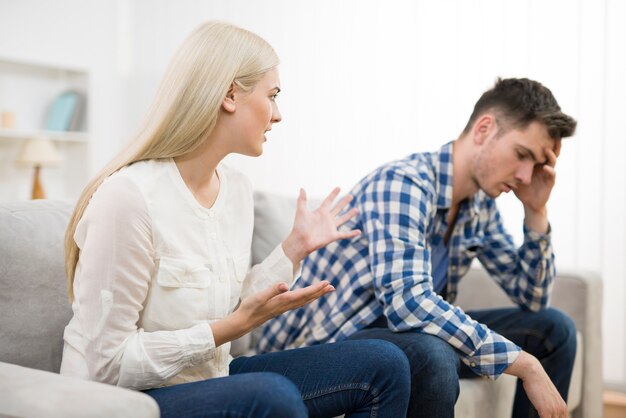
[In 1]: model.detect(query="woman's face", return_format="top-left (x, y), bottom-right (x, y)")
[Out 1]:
top-left (230, 68), bottom-right (282, 157)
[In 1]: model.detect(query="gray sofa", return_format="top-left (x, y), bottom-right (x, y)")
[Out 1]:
top-left (0, 194), bottom-right (603, 417)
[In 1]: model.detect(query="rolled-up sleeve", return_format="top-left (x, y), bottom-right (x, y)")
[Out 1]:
top-left (362, 170), bottom-right (520, 379)
top-left (477, 199), bottom-right (555, 312)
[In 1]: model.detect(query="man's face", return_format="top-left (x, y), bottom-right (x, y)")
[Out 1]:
top-left (472, 120), bottom-right (556, 198)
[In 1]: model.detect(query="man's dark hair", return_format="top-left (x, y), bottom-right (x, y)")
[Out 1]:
top-left (462, 78), bottom-right (577, 139)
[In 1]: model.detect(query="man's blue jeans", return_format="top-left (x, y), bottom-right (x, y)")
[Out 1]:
top-left (347, 307), bottom-right (577, 418)
top-left (144, 339), bottom-right (410, 418)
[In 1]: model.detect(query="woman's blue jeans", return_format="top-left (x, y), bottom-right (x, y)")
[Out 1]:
top-left (144, 339), bottom-right (410, 418)
top-left (347, 307), bottom-right (577, 418)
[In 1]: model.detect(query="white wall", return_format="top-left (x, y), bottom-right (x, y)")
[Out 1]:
top-left (0, 0), bottom-right (135, 199)
top-left (1, 0), bottom-right (625, 386)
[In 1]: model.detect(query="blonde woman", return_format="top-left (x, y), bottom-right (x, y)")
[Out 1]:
top-left (60, 22), bottom-right (410, 418)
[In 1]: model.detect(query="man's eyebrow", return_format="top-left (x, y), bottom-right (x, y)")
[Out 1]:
top-left (521, 146), bottom-right (547, 164)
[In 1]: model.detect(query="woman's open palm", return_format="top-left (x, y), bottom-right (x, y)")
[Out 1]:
top-left (282, 187), bottom-right (361, 264)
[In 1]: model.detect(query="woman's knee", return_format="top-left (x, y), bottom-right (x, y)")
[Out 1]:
top-left (366, 339), bottom-right (410, 369)
top-left (338, 339), bottom-right (411, 386)
top-left (245, 372), bottom-right (307, 418)
top-left (341, 339), bottom-right (411, 412)
top-left (364, 339), bottom-right (411, 384)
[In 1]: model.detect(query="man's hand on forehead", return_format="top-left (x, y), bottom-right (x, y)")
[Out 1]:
top-left (552, 139), bottom-right (562, 158)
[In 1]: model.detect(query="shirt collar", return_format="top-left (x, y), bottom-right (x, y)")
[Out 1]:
top-left (436, 141), bottom-right (454, 210)
top-left (435, 141), bottom-right (482, 218)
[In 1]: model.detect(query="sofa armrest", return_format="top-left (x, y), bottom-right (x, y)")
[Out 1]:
top-left (0, 362), bottom-right (160, 418)
top-left (552, 270), bottom-right (603, 418)
top-left (456, 268), bottom-right (603, 418)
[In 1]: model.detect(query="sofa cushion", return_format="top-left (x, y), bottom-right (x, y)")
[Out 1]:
top-left (0, 199), bottom-right (74, 372)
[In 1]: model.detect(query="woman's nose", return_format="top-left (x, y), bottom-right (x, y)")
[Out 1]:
top-left (272, 103), bottom-right (282, 123)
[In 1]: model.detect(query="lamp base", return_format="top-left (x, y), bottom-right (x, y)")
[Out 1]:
top-left (31, 166), bottom-right (45, 200)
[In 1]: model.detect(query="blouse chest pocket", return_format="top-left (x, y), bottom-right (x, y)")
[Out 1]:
top-left (228, 252), bottom-right (251, 310)
top-left (157, 259), bottom-right (212, 289)
top-left (143, 257), bottom-right (219, 330)
top-left (232, 252), bottom-right (251, 282)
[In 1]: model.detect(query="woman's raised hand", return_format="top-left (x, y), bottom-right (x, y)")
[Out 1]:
top-left (282, 187), bottom-right (361, 265)
top-left (211, 188), bottom-right (359, 347)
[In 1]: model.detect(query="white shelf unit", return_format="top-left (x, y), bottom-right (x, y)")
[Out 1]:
top-left (0, 128), bottom-right (89, 143)
top-left (0, 58), bottom-right (90, 202)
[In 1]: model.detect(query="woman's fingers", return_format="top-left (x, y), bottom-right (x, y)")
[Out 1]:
top-left (296, 188), bottom-right (307, 212)
top-left (337, 229), bottom-right (362, 240)
top-left (320, 187), bottom-right (341, 210)
top-left (335, 207), bottom-right (358, 227)
top-left (330, 194), bottom-right (353, 216)
top-left (256, 282), bottom-right (290, 303)
top-left (272, 281), bottom-right (334, 310)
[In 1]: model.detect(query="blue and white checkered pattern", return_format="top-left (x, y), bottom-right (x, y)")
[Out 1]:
top-left (258, 141), bottom-right (555, 379)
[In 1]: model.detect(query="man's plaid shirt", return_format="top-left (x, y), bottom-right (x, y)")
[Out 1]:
top-left (258, 141), bottom-right (555, 379)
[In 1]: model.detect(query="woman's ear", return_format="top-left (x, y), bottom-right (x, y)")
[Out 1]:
top-left (222, 84), bottom-right (236, 113)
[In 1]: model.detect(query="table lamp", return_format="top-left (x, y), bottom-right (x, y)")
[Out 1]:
top-left (16, 137), bottom-right (61, 199)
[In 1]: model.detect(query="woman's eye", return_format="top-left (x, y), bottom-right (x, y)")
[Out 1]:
top-left (271, 93), bottom-right (279, 101)
top-left (516, 151), bottom-right (525, 160)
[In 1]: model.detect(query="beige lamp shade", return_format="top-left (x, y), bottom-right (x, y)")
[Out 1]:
top-left (16, 137), bottom-right (61, 167)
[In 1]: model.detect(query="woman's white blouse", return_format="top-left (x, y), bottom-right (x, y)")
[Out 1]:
top-left (60, 159), bottom-right (295, 390)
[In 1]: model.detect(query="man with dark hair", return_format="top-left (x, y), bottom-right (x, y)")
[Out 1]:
top-left (258, 78), bottom-right (578, 418)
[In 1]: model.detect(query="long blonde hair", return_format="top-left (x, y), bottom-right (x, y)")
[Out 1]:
top-left (65, 21), bottom-right (279, 301)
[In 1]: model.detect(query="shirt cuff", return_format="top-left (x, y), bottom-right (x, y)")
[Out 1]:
top-left (523, 223), bottom-right (551, 240)
top-left (464, 332), bottom-right (521, 379)
top-left (523, 223), bottom-right (552, 254)
top-left (178, 322), bottom-right (217, 368)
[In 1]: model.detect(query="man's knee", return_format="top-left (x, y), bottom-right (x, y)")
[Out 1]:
top-left (347, 329), bottom-right (460, 401)
top-left (542, 308), bottom-right (577, 353)
top-left (403, 334), bottom-right (460, 393)
top-left (516, 307), bottom-right (577, 365)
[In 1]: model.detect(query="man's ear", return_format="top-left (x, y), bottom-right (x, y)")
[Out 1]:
top-left (472, 114), bottom-right (496, 145)
top-left (222, 84), bottom-right (236, 113)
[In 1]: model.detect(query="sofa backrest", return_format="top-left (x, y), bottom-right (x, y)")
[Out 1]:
top-left (0, 193), bottom-right (299, 371)
top-left (0, 200), bottom-right (73, 373)
top-left (251, 191), bottom-right (299, 264)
